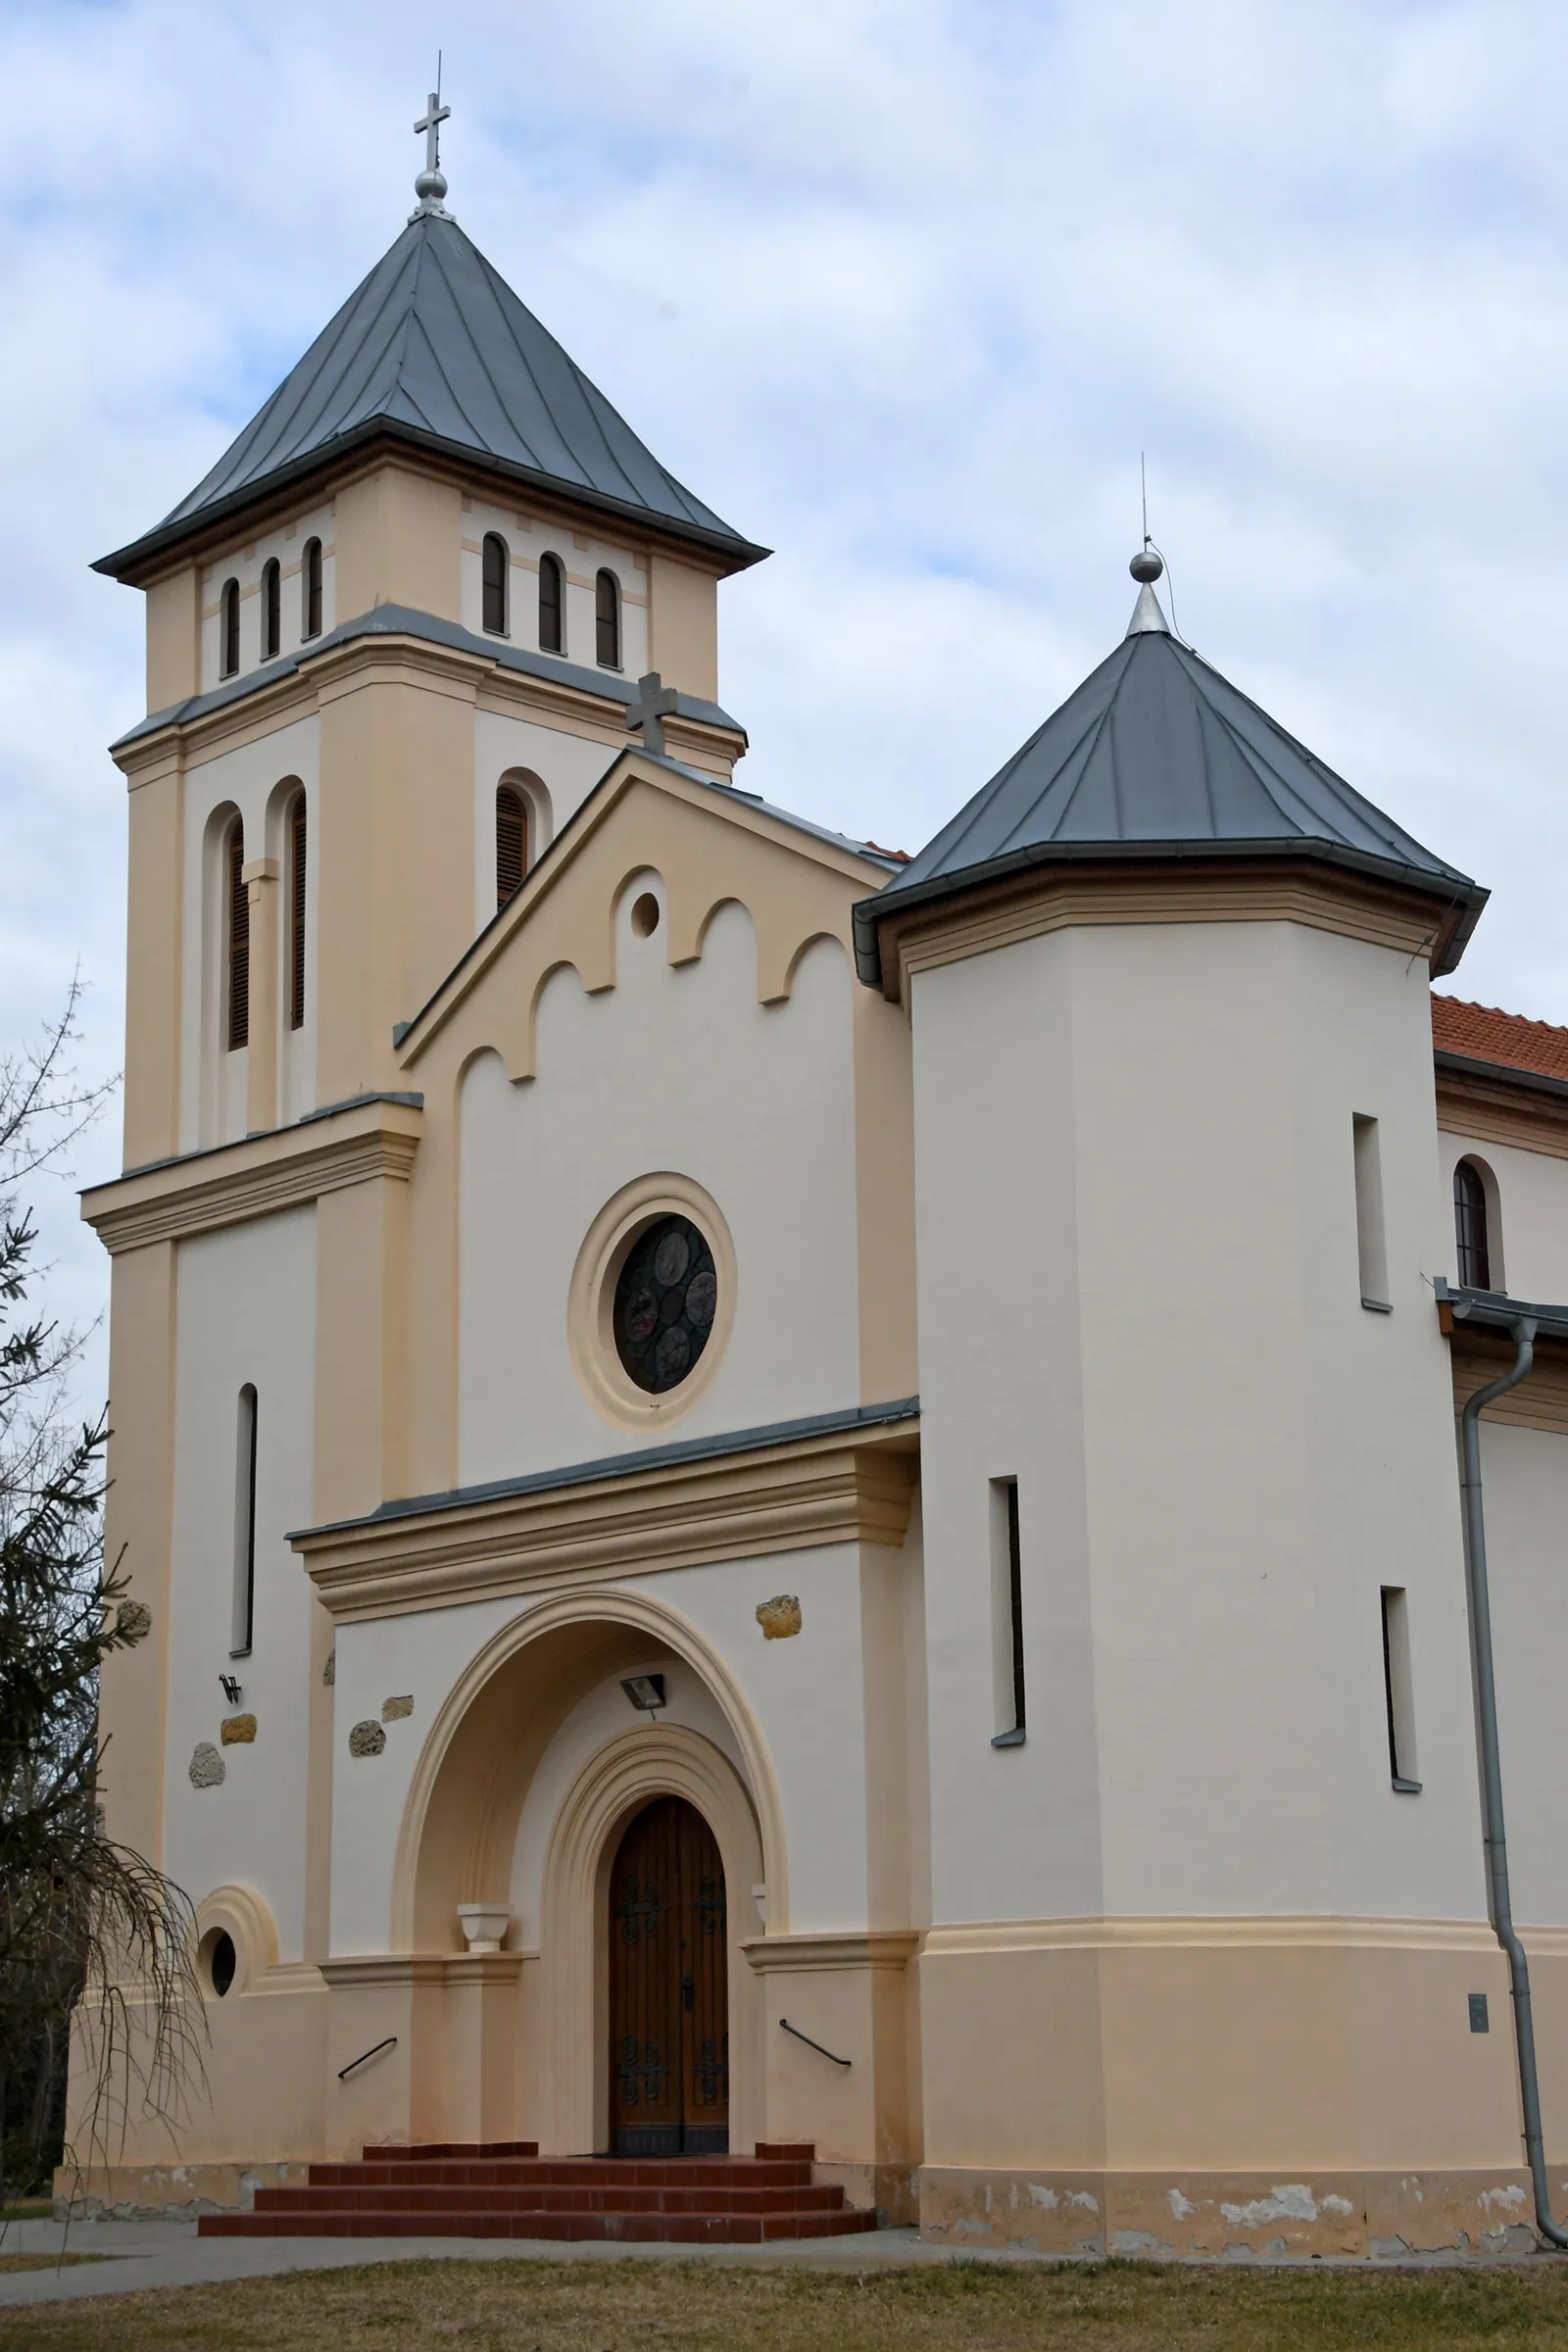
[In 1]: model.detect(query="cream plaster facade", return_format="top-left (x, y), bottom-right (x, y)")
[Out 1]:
top-left (69, 205), bottom-right (1568, 2257)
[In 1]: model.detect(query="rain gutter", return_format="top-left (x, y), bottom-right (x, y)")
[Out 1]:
top-left (1437, 1277), bottom-right (1568, 2247)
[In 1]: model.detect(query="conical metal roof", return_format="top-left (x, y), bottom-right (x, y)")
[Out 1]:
top-left (857, 619), bottom-right (1487, 982)
top-left (98, 213), bottom-right (765, 580)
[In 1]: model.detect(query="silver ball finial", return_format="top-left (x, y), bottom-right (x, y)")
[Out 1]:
top-left (415, 167), bottom-right (448, 203)
top-left (1130, 547), bottom-right (1164, 585)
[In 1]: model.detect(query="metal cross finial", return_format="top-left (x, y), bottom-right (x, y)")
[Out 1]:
top-left (627, 672), bottom-right (679, 760)
top-left (412, 60), bottom-right (453, 220)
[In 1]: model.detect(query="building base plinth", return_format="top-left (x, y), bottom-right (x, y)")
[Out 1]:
top-left (52, 2160), bottom-right (315, 2219)
top-left (918, 2167), bottom-right (1543, 2258)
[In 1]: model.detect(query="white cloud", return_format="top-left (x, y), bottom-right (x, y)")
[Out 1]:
top-left (5, 0), bottom-right (1568, 1407)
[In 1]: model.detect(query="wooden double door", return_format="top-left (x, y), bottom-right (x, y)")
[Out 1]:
top-left (608, 1796), bottom-right (729, 2155)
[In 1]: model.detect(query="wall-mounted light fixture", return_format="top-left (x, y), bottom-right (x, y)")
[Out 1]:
top-left (620, 1673), bottom-right (666, 1715)
top-left (220, 1673), bottom-right (243, 1706)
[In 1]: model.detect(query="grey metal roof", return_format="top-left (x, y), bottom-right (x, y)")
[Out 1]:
top-left (97, 213), bottom-right (767, 580)
top-left (109, 602), bottom-right (746, 753)
top-left (857, 617), bottom-right (1487, 982)
top-left (289, 1395), bottom-right (920, 1543)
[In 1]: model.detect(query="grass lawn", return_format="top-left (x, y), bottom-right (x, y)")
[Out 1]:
top-left (7, 2256), bottom-right (1568, 2349)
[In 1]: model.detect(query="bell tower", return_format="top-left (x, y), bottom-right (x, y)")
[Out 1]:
top-left (84, 111), bottom-right (765, 1880)
top-left (96, 104), bottom-right (766, 1172)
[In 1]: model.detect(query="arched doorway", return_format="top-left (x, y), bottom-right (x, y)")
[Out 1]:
top-left (609, 1796), bottom-right (729, 2155)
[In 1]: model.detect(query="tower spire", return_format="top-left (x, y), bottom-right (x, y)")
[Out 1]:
top-left (412, 62), bottom-right (453, 221)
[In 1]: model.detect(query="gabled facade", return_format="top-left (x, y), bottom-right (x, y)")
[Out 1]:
top-left (74, 188), bottom-right (1568, 2256)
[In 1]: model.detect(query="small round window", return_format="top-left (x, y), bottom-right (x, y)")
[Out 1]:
top-left (206, 1930), bottom-right (237, 1998)
top-left (613, 1215), bottom-right (718, 1394)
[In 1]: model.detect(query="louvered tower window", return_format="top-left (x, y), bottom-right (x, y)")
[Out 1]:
top-left (1454, 1160), bottom-right (1492, 1291)
top-left (539, 552), bottom-right (564, 653)
top-left (220, 578), bottom-right (240, 679)
top-left (496, 785), bottom-right (528, 910)
top-left (302, 538), bottom-right (322, 639)
top-left (482, 533), bottom-right (509, 635)
top-left (226, 819), bottom-right (249, 1052)
top-left (261, 559), bottom-right (281, 660)
top-left (596, 569), bottom-right (620, 668)
top-left (288, 795), bottom-right (307, 1029)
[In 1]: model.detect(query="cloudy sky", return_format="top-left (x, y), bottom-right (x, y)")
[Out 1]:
top-left (4, 0), bottom-right (1567, 1397)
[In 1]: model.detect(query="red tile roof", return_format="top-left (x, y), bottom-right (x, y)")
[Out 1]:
top-left (1432, 994), bottom-right (1568, 1083)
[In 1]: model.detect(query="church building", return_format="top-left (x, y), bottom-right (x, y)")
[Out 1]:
top-left (75, 122), bottom-right (1568, 2256)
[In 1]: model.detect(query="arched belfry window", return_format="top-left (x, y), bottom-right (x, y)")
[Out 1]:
top-left (226, 818), bottom-right (249, 1052)
top-left (288, 794), bottom-right (307, 1029)
top-left (496, 783), bottom-right (528, 910)
top-left (261, 559), bottom-right (281, 661)
top-left (595, 569), bottom-right (620, 668)
top-left (220, 578), bottom-right (240, 679)
top-left (1454, 1159), bottom-right (1493, 1291)
top-left (482, 533), bottom-right (509, 635)
top-left (538, 552), bottom-right (564, 653)
top-left (302, 538), bottom-right (322, 640)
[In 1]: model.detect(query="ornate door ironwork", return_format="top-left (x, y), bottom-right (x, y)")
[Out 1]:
top-left (608, 1795), bottom-right (729, 2155)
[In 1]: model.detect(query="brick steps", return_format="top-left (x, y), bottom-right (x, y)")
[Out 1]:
top-left (198, 2142), bottom-right (876, 2243)
top-left (256, 2184), bottom-right (849, 2216)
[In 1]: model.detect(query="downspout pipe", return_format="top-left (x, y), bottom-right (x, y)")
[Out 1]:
top-left (1457, 1315), bottom-right (1568, 2248)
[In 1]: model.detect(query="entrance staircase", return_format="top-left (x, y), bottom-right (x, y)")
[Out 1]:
top-left (197, 2140), bottom-right (876, 2243)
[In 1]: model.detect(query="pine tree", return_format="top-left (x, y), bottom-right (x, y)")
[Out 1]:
top-left (0, 985), bottom-right (198, 2207)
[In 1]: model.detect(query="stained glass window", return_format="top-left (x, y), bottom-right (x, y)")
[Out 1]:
top-left (613, 1216), bottom-right (718, 1393)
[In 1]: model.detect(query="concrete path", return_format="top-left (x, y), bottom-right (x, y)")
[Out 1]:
top-left (0, 2215), bottom-right (1019, 2309)
top-left (0, 2212), bottom-right (1548, 2310)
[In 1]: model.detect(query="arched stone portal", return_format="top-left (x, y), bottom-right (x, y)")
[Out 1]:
top-left (385, 1591), bottom-right (778, 2155)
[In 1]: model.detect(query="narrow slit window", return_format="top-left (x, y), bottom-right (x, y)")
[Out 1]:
top-left (261, 559), bottom-right (281, 660)
top-left (538, 551), bottom-right (564, 652)
top-left (595, 568), bottom-right (620, 668)
top-left (482, 533), bottom-right (509, 635)
top-left (990, 1478), bottom-right (1026, 1748)
top-left (288, 795), bottom-right (307, 1030)
top-left (226, 819), bottom-right (249, 1052)
top-left (1352, 1114), bottom-right (1389, 1310)
top-left (1380, 1586), bottom-right (1420, 1791)
top-left (220, 577), bottom-right (240, 679)
top-left (495, 784), bottom-right (528, 910)
top-left (1454, 1160), bottom-right (1492, 1291)
top-left (302, 538), bottom-right (322, 640)
top-left (231, 1385), bottom-right (258, 1657)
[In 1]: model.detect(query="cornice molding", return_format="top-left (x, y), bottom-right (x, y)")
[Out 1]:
top-left (113, 619), bottom-right (742, 784)
top-left (1449, 1337), bottom-right (1568, 1435)
top-left (873, 859), bottom-right (1445, 1007)
top-left (299, 1416), bottom-right (919, 1623)
top-left (920, 1914), bottom-right (1502, 1957)
top-left (81, 1097), bottom-right (423, 1254)
top-left (1435, 1062), bottom-right (1568, 1162)
top-left (741, 1931), bottom-right (921, 1974)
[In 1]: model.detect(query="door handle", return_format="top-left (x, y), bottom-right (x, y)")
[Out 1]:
top-left (682, 1972), bottom-right (694, 2011)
